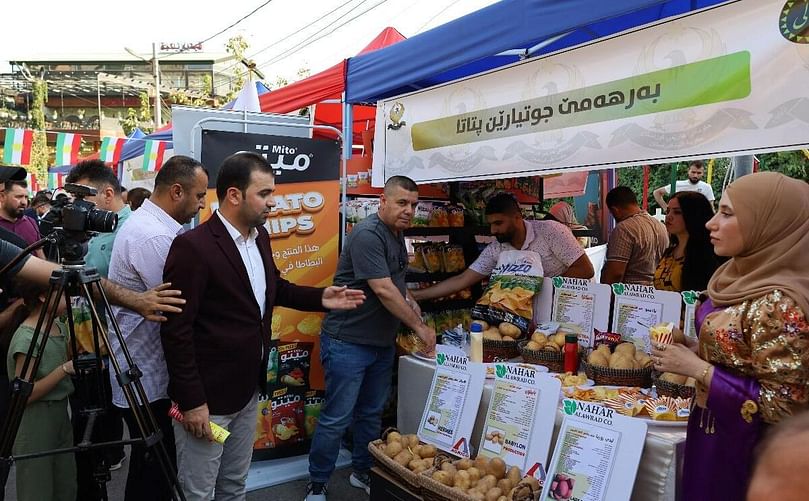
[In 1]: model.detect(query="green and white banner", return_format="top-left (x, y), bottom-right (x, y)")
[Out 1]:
top-left (371, 0), bottom-right (809, 185)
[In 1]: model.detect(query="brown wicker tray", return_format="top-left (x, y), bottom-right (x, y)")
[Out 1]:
top-left (653, 375), bottom-right (696, 399)
top-left (368, 439), bottom-right (424, 494)
top-left (419, 462), bottom-right (539, 501)
top-left (580, 359), bottom-right (653, 388)
top-left (483, 338), bottom-right (521, 362)
top-left (518, 340), bottom-right (564, 372)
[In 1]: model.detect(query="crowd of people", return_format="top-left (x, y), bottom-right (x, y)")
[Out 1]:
top-left (0, 155), bottom-right (806, 501)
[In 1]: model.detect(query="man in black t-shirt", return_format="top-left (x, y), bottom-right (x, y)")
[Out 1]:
top-left (306, 176), bottom-right (436, 500)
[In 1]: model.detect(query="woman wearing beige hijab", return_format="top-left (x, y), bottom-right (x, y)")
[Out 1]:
top-left (652, 172), bottom-right (809, 501)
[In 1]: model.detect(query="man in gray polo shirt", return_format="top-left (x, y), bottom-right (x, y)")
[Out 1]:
top-left (306, 176), bottom-right (436, 500)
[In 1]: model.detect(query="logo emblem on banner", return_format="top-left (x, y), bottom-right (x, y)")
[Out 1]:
top-left (388, 102), bottom-right (406, 130)
top-left (780, 1), bottom-right (809, 43)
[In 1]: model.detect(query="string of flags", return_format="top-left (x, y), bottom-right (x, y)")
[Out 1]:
top-left (1, 127), bottom-right (170, 174)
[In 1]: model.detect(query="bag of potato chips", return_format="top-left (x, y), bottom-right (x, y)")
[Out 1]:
top-left (472, 250), bottom-right (544, 335)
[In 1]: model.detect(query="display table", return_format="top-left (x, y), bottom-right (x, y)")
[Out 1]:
top-left (397, 355), bottom-right (685, 501)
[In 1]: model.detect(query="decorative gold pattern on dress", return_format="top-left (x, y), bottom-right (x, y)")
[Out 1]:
top-left (741, 400), bottom-right (759, 423)
top-left (699, 291), bottom-right (809, 424)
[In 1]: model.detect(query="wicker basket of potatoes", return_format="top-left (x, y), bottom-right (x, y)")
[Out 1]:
top-left (368, 430), bottom-right (438, 493)
top-left (518, 330), bottom-right (575, 372)
top-left (476, 321), bottom-right (523, 362)
top-left (420, 455), bottom-right (541, 501)
top-left (653, 372), bottom-right (697, 399)
top-left (580, 342), bottom-right (653, 387)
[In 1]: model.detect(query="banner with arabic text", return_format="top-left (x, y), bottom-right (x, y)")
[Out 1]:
top-left (372, 0), bottom-right (809, 185)
top-left (200, 130), bottom-right (340, 460)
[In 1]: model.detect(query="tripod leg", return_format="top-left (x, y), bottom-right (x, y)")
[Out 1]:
top-left (82, 281), bottom-right (187, 501)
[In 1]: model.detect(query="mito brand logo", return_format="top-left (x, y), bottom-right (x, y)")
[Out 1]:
top-left (255, 144), bottom-right (313, 174)
top-left (780, 1), bottom-right (809, 44)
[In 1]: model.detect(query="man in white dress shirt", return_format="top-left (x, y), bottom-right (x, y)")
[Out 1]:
top-left (107, 155), bottom-right (208, 501)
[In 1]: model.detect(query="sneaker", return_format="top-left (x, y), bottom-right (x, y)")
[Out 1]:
top-left (108, 454), bottom-right (126, 471)
top-left (305, 481), bottom-right (327, 501)
top-left (349, 471), bottom-right (371, 495)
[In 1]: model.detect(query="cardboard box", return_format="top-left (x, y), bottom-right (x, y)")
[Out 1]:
top-left (370, 466), bottom-right (423, 501)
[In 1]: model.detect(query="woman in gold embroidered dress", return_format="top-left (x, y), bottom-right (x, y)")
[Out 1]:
top-left (651, 172), bottom-right (809, 501)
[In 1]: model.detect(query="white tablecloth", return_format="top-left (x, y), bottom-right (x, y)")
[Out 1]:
top-left (397, 355), bottom-right (685, 501)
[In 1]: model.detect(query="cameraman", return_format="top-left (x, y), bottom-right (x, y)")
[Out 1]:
top-left (61, 160), bottom-right (131, 498)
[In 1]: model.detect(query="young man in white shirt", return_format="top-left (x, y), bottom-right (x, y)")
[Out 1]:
top-left (653, 160), bottom-right (715, 211)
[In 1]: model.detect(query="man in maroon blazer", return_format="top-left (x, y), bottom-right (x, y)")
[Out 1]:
top-left (160, 152), bottom-right (364, 500)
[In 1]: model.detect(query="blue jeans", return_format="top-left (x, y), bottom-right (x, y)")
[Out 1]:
top-left (308, 334), bottom-right (395, 484)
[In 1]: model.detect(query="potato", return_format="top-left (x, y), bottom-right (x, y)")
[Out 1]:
top-left (480, 474), bottom-right (498, 490)
top-left (393, 450), bottom-right (413, 466)
top-left (506, 466), bottom-right (521, 485)
top-left (432, 470), bottom-right (453, 486)
top-left (661, 372), bottom-right (688, 385)
top-left (472, 320), bottom-right (490, 331)
top-left (483, 329), bottom-right (503, 341)
top-left (485, 487), bottom-right (503, 501)
top-left (596, 343), bottom-right (611, 355)
top-left (614, 342), bottom-right (636, 357)
top-left (404, 434), bottom-right (420, 448)
top-left (423, 457), bottom-right (435, 467)
top-left (498, 322), bottom-right (521, 338)
top-left (468, 491), bottom-right (486, 501)
top-left (497, 478), bottom-right (513, 492)
top-left (411, 445), bottom-right (422, 458)
top-left (525, 341), bottom-right (542, 351)
top-left (497, 497), bottom-right (507, 501)
top-left (530, 332), bottom-right (547, 345)
top-left (420, 444), bottom-right (437, 458)
top-left (474, 457), bottom-right (489, 471)
top-left (385, 441), bottom-right (403, 458)
top-left (467, 466), bottom-right (482, 483)
top-left (588, 351), bottom-right (609, 367)
top-left (413, 465), bottom-right (427, 474)
top-left (455, 458), bottom-right (472, 470)
top-left (500, 336), bottom-right (516, 344)
top-left (386, 431), bottom-right (402, 444)
top-left (408, 459), bottom-right (425, 470)
top-left (610, 354), bottom-right (634, 370)
top-left (552, 333), bottom-right (566, 347)
top-left (542, 343), bottom-right (560, 352)
top-left (454, 470), bottom-right (471, 490)
top-left (636, 355), bottom-right (654, 368)
top-left (487, 458), bottom-right (507, 480)
top-left (441, 462), bottom-right (457, 476)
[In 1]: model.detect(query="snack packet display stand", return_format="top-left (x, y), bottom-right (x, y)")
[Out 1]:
top-left (397, 355), bottom-right (684, 501)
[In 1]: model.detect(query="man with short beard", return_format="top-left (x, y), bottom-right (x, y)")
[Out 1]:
top-left (653, 160), bottom-right (715, 211)
top-left (0, 179), bottom-right (42, 253)
top-left (161, 151), bottom-right (365, 501)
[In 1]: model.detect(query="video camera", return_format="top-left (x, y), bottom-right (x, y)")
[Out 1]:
top-left (39, 183), bottom-right (118, 264)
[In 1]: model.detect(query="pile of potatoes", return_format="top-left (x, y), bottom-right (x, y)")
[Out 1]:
top-left (659, 372), bottom-right (696, 387)
top-left (430, 456), bottom-right (540, 501)
top-left (378, 432), bottom-right (438, 474)
top-left (586, 342), bottom-right (653, 370)
top-left (524, 331), bottom-right (569, 352)
top-left (475, 321), bottom-right (523, 343)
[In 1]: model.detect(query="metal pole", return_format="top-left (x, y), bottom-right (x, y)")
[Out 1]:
top-left (341, 96), bottom-right (352, 248)
top-left (152, 42), bottom-right (161, 127)
top-left (96, 73), bottom-right (102, 126)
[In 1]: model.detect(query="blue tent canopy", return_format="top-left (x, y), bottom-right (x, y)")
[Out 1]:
top-left (345, 0), bottom-right (730, 104)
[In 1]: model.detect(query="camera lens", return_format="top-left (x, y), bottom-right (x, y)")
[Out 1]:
top-left (86, 208), bottom-right (118, 233)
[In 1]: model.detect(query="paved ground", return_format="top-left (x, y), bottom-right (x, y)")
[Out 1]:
top-left (3, 450), bottom-right (361, 501)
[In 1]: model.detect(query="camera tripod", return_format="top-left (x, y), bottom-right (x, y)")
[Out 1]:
top-left (0, 253), bottom-right (185, 500)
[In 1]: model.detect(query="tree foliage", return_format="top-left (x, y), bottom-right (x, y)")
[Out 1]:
top-left (614, 153), bottom-right (807, 213)
top-left (29, 79), bottom-right (49, 178)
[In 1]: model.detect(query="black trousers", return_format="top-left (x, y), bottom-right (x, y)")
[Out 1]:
top-left (122, 398), bottom-right (177, 501)
top-left (70, 366), bottom-right (126, 501)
